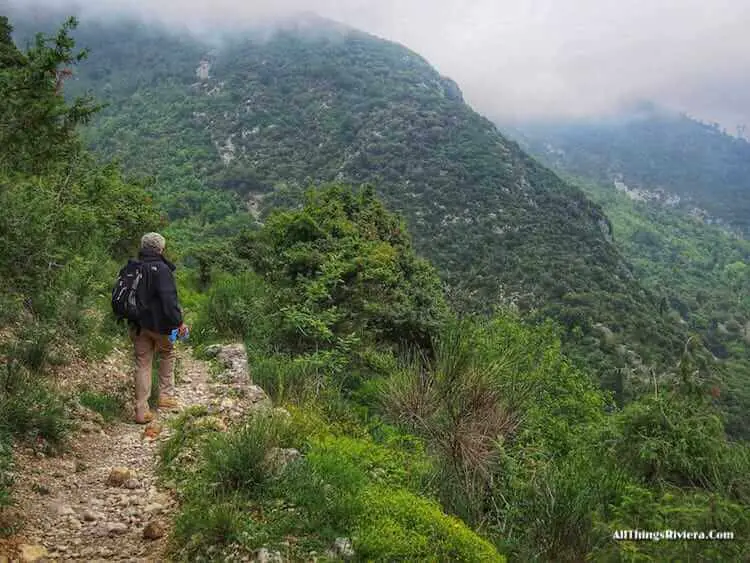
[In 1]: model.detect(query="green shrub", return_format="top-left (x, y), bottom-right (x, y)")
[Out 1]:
top-left (591, 485), bottom-right (750, 562)
top-left (0, 432), bottom-right (12, 509)
top-left (171, 496), bottom-right (248, 561)
top-left (309, 434), bottom-right (433, 493)
top-left (251, 350), bottom-right (349, 406)
top-left (192, 272), bottom-right (271, 345)
top-left (235, 184), bottom-right (450, 354)
top-left (78, 390), bottom-right (126, 422)
top-left (158, 406), bottom-right (218, 484)
top-left (202, 410), bottom-right (294, 496)
top-left (2, 325), bottom-right (56, 374)
top-left (0, 362), bottom-right (69, 448)
top-left (357, 486), bottom-right (504, 562)
top-left (491, 445), bottom-right (627, 562)
top-left (608, 392), bottom-right (750, 493)
top-left (0, 294), bottom-right (22, 326)
top-left (274, 441), bottom-right (369, 538)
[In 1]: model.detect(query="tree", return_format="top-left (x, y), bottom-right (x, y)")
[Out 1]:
top-left (0, 16), bottom-right (98, 175)
top-left (235, 184), bottom-right (450, 353)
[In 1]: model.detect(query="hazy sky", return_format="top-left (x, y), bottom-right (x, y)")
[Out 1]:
top-left (6, 0), bottom-right (750, 129)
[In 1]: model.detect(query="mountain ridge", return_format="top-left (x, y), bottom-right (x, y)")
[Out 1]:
top-left (10, 10), bottom-right (694, 383)
top-left (503, 107), bottom-right (750, 236)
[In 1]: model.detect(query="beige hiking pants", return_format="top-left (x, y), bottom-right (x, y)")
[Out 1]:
top-left (130, 328), bottom-right (175, 419)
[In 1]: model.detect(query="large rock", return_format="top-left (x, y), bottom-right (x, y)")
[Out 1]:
top-left (215, 343), bottom-right (250, 384)
top-left (82, 509), bottom-right (104, 522)
top-left (334, 537), bottom-right (355, 558)
top-left (123, 478), bottom-right (140, 490)
top-left (246, 384), bottom-right (271, 406)
top-left (143, 520), bottom-right (166, 540)
top-left (253, 548), bottom-right (283, 562)
top-left (19, 545), bottom-right (48, 562)
top-left (106, 467), bottom-right (134, 487)
top-left (263, 447), bottom-right (301, 476)
top-left (325, 537), bottom-right (355, 560)
top-left (106, 521), bottom-right (129, 536)
top-left (202, 344), bottom-right (223, 358)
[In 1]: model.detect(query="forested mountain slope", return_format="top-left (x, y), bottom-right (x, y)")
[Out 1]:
top-left (505, 106), bottom-right (750, 235)
top-left (4, 15), bottom-right (750, 563)
top-left (504, 114), bottom-right (750, 438)
top-left (10, 12), bottom-right (695, 385)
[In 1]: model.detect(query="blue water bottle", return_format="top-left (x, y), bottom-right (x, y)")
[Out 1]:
top-left (169, 327), bottom-right (190, 343)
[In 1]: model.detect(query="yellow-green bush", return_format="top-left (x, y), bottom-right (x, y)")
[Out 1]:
top-left (161, 405), bottom-right (503, 561)
top-left (357, 486), bottom-right (504, 562)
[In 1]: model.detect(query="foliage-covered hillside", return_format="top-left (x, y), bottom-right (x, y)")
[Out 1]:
top-left (563, 177), bottom-right (750, 439)
top-left (3, 16), bottom-right (750, 562)
top-left (9, 11), bottom-right (700, 388)
top-left (177, 182), bottom-right (750, 562)
top-left (504, 116), bottom-right (750, 439)
top-left (505, 105), bottom-right (750, 235)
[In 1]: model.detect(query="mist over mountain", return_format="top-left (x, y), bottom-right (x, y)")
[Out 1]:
top-left (6, 0), bottom-right (750, 130)
top-left (503, 107), bottom-right (750, 438)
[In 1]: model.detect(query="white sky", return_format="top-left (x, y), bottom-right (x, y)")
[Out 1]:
top-left (6, 0), bottom-right (750, 128)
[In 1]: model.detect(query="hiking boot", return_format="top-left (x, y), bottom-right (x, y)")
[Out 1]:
top-left (158, 396), bottom-right (180, 410)
top-left (135, 411), bottom-right (155, 425)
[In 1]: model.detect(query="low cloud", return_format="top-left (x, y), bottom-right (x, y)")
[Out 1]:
top-left (6, 0), bottom-right (750, 128)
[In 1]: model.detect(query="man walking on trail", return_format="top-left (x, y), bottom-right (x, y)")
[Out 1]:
top-left (129, 232), bottom-right (188, 424)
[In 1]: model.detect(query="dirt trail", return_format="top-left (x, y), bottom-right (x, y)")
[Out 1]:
top-left (1, 343), bottom-right (264, 562)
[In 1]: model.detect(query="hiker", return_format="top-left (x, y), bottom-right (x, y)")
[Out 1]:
top-left (120, 232), bottom-right (188, 424)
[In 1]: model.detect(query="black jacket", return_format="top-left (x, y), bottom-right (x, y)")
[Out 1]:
top-left (134, 249), bottom-right (183, 335)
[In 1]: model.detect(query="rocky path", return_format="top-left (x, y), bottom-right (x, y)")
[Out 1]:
top-left (1, 343), bottom-right (266, 562)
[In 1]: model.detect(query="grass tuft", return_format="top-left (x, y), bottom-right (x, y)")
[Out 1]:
top-left (79, 390), bottom-right (126, 422)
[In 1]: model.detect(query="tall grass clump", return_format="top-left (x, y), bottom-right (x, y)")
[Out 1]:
top-left (0, 360), bottom-right (70, 460)
top-left (161, 405), bottom-right (505, 561)
top-left (192, 272), bottom-right (272, 347)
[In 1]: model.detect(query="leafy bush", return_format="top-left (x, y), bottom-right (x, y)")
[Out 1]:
top-left (591, 484), bottom-right (750, 562)
top-left (2, 325), bottom-right (56, 374)
top-left (235, 184), bottom-right (450, 354)
top-left (606, 389), bottom-right (750, 495)
top-left (356, 486), bottom-right (504, 562)
top-left (192, 272), bottom-right (272, 346)
top-left (251, 349), bottom-right (352, 406)
top-left (171, 496), bottom-right (248, 560)
top-left (158, 406), bottom-right (222, 485)
top-left (0, 432), bottom-right (12, 509)
top-left (491, 444), bottom-right (627, 561)
top-left (382, 323), bottom-right (517, 523)
top-left (382, 314), bottom-right (609, 525)
top-left (305, 434), bottom-right (433, 493)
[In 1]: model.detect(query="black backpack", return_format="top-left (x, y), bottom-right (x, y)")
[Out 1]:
top-left (111, 260), bottom-right (150, 322)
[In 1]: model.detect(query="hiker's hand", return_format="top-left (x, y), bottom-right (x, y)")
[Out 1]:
top-left (178, 323), bottom-right (189, 338)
